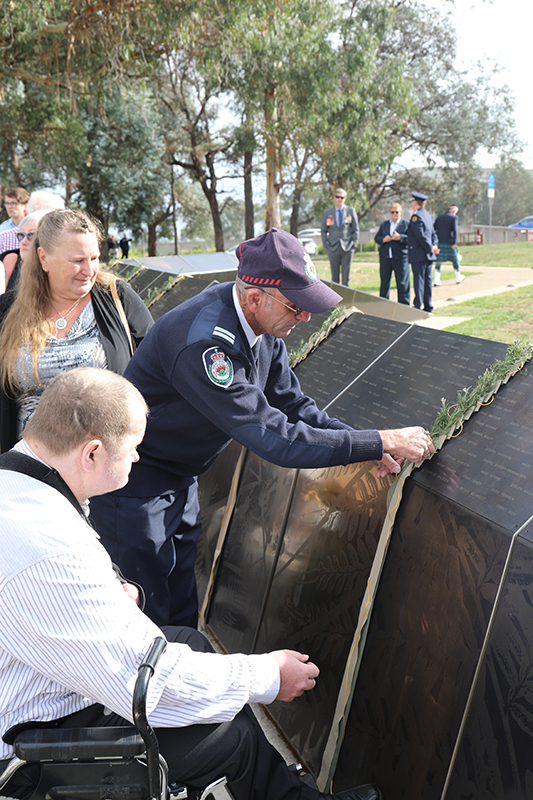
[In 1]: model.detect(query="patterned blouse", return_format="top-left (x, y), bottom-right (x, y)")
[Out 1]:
top-left (15, 302), bottom-right (107, 440)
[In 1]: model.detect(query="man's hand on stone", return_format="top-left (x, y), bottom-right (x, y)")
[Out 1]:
top-left (271, 650), bottom-right (320, 701)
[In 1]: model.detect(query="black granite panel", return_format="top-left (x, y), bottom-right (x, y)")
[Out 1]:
top-left (330, 326), bottom-right (507, 430)
top-left (414, 363), bottom-right (533, 532)
top-left (446, 535), bottom-right (533, 800)
top-left (128, 268), bottom-right (166, 297)
top-left (253, 460), bottom-right (390, 775)
top-left (149, 276), bottom-right (215, 321)
top-left (195, 440), bottom-right (244, 606)
top-left (206, 453), bottom-right (297, 654)
top-left (293, 314), bottom-right (408, 410)
top-left (332, 480), bottom-right (510, 799)
top-left (286, 310), bottom-right (336, 357)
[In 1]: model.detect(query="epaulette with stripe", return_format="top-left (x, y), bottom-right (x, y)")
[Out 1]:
top-left (212, 326), bottom-right (236, 346)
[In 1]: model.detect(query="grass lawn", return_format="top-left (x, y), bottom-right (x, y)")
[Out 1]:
top-left (433, 285), bottom-right (533, 343)
top-left (314, 252), bottom-right (533, 344)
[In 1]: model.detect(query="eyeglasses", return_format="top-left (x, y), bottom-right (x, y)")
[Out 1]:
top-left (390, 210), bottom-right (400, 214)
top-left (335, 195), bottom-right (345, 200)
top-left (17, 231), bottom-right (35, 242)
top-left (258, 288), bottom-right (304, 318)
top-left (5, 201), bottom-right (23, 208)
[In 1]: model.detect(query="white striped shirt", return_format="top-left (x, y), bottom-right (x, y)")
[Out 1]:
top-left (0, 456), bottom-right (279, 758)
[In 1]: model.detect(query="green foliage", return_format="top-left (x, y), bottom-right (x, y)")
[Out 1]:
top-left (428, 340), bottom-right (533, 442)
top-left (74, 83), bottom-right (168, 234)
top-left (476, 158), bottom-right (533, 226)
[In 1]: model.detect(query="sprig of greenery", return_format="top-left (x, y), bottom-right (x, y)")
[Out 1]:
top-left (429, 339), bottom-right (533, 443)
top-left (145, 275), bottom-right (181, 307)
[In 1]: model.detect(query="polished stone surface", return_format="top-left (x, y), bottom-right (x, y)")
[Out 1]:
top-left (447, 535), bottom-right (533, 800)
top-left (293, 315), bottom-right (408, 411)
top-left (333, 478), bottom-right (510, 799)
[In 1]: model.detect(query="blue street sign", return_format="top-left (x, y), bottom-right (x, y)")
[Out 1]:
top-left (488, 174), bottom-right (495, 190)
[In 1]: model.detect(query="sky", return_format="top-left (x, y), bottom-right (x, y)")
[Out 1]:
top-left (454, 0), bottom-right (533, 167)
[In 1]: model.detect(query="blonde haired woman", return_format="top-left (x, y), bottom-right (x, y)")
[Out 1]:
top-left (0, 209), bottom-right (153, 451)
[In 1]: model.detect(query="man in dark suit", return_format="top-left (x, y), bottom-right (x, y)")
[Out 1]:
top-left (407, 191), bottom-right (439, 313)
top-left (433, 204), bottom-right (464, 286)
top-left (374, 202), bottom-right (410, 305)
top-left (321, 189), bottom-right (359, 286)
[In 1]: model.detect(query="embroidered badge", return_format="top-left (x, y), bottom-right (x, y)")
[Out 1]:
top-left (203, 347), bottom-right (233, 388)
top-left (411, 215), bottom-right (418, 222)
top-left (304, 253), bottom-right (318, 281)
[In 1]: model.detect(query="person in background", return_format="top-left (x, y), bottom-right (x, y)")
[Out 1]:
top-left (433, 204), bottom-right (464, 286)
top-left (119, 233), bottom-right (132, 258)
top-left (321, 189), bottom-right (359, 286)
top-left (374, 202), bottom-right (410, 305)
top-left (0, 190), bottom-right (65, 270)
top-left (1, 210), bottom-right (50, 295)
top-left (0, 187), bottom-right (29, 232)
top-left (407, 191), bottom-right (439, 313)
top-left (0, 209), bottom-right (153, 452)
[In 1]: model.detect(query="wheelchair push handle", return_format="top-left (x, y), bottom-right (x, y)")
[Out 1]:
top-left (133, 636), bottom-right (167, 800)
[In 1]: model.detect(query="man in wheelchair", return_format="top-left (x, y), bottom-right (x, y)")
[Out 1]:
top-left (0, 368), bottom-right (381, 800)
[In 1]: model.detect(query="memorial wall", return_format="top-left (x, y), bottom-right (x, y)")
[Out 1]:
top-left (134, 261), bottom-right (533, 800)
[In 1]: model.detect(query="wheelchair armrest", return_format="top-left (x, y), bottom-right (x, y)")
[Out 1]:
top-left (13, 726), bottom-right (144, 762)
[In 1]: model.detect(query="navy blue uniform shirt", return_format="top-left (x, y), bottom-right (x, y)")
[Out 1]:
top-left (117, 282), bottom-right (383, 497)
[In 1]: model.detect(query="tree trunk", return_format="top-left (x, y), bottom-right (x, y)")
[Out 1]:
top-left (244, 150), bottom-right (254, 239)
top-left (290, 186), bottom-right (303, 236)
top-left (264, 89), bottom-right (281, 231)
top-left (170, 165), bottom-right (179, 255)
top-left (148, 222), bottom-right (157, 256)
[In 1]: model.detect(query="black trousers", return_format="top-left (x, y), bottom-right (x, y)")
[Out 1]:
top-left (2, 627), bottom-right (319, 800)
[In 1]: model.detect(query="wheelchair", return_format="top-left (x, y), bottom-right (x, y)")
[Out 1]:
top-left (0, 638), bottom-right (232, 800)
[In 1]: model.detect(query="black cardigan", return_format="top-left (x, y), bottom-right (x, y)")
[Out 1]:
top-left (0, 280), bottom-right (154, 452)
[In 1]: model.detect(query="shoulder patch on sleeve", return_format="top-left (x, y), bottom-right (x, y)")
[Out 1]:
top-left (203, 347), bottom-right (234, 388)
top-left (411, 214), bottom-right (418, 222)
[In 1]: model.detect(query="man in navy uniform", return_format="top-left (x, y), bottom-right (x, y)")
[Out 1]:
top-left (90, 228), bottom-right (434, 629)
top-left (433, 204), bottom-right (464, 286)
top-left (407, 191), bottom-right (439, 312)
top-left (374, 202), bottom-right (410, 305)
top-left (321, 189), bottom-right (359, 286)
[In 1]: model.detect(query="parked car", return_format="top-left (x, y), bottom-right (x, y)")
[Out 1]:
top-left (298, 228), bottom-right (321, 238)
top-left (508, 216), bottom-right (533, 228)
top-left (299, 237), bottom-right (318, 256)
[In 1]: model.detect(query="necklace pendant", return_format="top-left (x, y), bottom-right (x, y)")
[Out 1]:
top-left (55, 317), bottom-right (67, 330)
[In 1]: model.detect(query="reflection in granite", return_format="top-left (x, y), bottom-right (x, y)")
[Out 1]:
top-left (415, 364), bottom-right (533, 532)
top-left (330, 327), bottom-right (506, 430)
top-left (149, 276), bottom-right (214, 321)
top-left (333, 480), bottom-right (510, 799)
top-left (254, 461), bottom-right (391, 776)
top-left (207, 452), bottom-right (297, 654)
top-left (293, 315), bottom-right (408, 410)
top-left (128, 267), bottom-right (167, 297)
top-left (196, 440), bottom-right (243, 606)
top-left (448, 536), bottom-right (533, 800)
